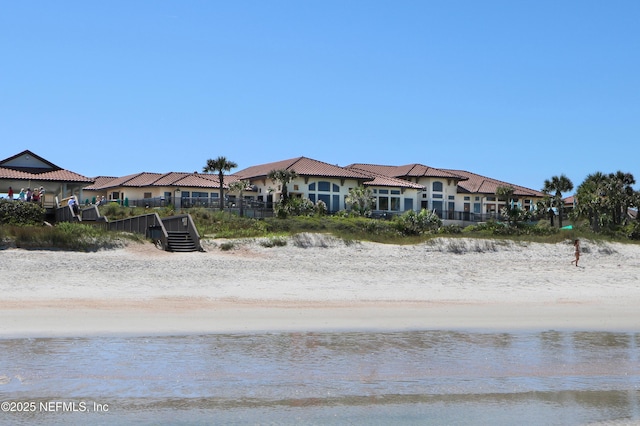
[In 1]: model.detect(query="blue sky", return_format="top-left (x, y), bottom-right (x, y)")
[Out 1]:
top-left (1, 1), bottom-right (638, 193)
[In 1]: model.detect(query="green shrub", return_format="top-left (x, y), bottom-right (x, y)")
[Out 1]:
top-left (9, 222), bottom-right (119, 251)
top-left (394, 209), bottom-right (442, 235)
top-left (627, 222), bottom-right (640, 240)
top-left (439, 225), bottom-right (463, 234)
top-left (260, 237), bottom-right (287, 247)
top-left (0, 200), bottom-right (45, 225)
top-left (220, 241), bottom-right (235, 251)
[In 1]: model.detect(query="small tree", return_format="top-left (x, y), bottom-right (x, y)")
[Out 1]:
top-left (495, 186), bottom-right (515, 225)
top-left (542, 174), bottom-right (574, 228)
top-left (203, 156), bottom-right (238, 211)
top-left (228, 180), bottom-right (250, 217)
top-left (395, 208), bottom-right (442, 235)
top-left (267, 169), bottom-right (298, 205)
top-left (345, 186), bottom-right (374, 216)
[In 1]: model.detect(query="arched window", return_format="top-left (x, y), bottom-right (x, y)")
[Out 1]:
top-left (432, 181), bottom-right (443, 192)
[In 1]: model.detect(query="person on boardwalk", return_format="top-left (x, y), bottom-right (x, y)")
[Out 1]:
top-left (7, 187), bottom-right (13, 200)
top-left (571, 239), bottom-right (580, 267)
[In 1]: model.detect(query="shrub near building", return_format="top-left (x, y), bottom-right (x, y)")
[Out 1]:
top-left (0, 200), bottom-right (45, 225)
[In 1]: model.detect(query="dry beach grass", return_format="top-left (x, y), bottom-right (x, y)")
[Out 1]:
top-left (0, 235), bottom-right (639, 337)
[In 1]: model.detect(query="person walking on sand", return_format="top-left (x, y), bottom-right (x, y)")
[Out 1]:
top-left (571, 239), bottom-right (580, 267)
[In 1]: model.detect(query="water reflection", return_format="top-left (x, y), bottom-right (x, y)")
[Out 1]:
top-left (1, 331), bottom-right (639, 424)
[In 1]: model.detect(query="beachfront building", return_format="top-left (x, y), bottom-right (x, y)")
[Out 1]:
top-left (83, 171), bottom-right (237, 209)
top-left (347, 163), bottom-right (546, 224)
top-left (234, 157), bottom-right (425, 214)
top-left (441, 169), bottom-right (546, 221)
top-left (347, 163), bottom-right (467, 219)
top-left (0, 150), bottom-right (93, 208)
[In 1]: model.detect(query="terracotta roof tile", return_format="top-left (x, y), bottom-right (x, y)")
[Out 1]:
top-left (84, 176), bottom-right (118, 190)
top-left (236, 157), bottom-right (371, 180)
top-left (444, 169), bottom-right (545, 197)
top-left (0, 166), bottom-right (93, 183)
top-left (346, 166), bottom-right (425, 189)
top-left (86, 172), bottom-right (226, 190)
top-left (362, 174), bottom-right (425, 189)
top-left (347, 163), bottom-right (466, 180)
top-left (0, 167), bottom-right (36, 180)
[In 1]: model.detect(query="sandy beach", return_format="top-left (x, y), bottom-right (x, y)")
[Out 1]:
top-left (1, 235), bottom-right (639, 337)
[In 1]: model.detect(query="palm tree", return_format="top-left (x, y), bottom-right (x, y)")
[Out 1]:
top-left (542, 174), bottom-right (573, 228)
top-left (267, 169), bottom-right (298, 205)
top-left (345, 186), bottom-right (374, 216)
top-left (495, 186), bottom-right (515, 226)
top-left (607, 171), bottom-right (636, 225)
top-left (228, 179), bottom-right (250, 217)
top-left (575, 172), bottom-right (608, 232)
top-left (203, 156), bottom-right (238, 211)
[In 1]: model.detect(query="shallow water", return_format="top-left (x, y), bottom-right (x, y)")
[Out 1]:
top-left (1, 330), bottom-right (639, 425)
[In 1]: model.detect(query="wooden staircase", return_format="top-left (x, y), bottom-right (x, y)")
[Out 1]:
top-left (166, 230), bottom-right (199, 252)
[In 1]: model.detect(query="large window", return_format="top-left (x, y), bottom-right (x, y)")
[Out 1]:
top-left (432, 182), bottom-right (443, 192)
top-left (308, 181), bottom-right (340, 212)
top-left (373, 188), bottom-right (401, 211)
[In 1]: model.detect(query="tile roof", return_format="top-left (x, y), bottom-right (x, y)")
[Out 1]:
top-left (0, 166), bottom-right (93, 183)
top-left (85, 172), bottom-right (225, 190)
top-left (347, 163), bottom-right (466, 180)
top-left (0, 150), bottom-right (94, 183)
top-left (236, 157), bottom-right (371, 180)
top-left (84, 176), bottom-right (118, 190)
top-left (351, 169), bottom-right (425, 189)
top-left (363, 174), bottom-right (425, 189)
top-left (443, 169), bottom-right (546, 197)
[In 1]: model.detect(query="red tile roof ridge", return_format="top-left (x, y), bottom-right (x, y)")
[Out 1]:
top-left (444, 169), bottom-right (545, 196)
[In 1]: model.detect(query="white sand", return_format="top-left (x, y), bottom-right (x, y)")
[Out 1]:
top-left (1, 235), bottom-right (639, 337)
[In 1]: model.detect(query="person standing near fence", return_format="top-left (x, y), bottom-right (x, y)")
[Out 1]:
top-left (7, 187), bottom-right (13, 200)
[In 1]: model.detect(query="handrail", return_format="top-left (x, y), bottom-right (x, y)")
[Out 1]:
top-left (107, 213), bottom-right (169, 251)
top-left (160, 214), bottom-right (202, 251)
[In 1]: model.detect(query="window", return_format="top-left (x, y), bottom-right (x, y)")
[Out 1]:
top-left (379, 189), bottom-right (389, 194)
top-left (432, 182), bottom-right (443, 192)
top-left (464, 196), bottom-right (470, 201)
top-left (448, 195), bottom-right (455, 200)
top-left (379, 197), bottom-right (389, 210)
top-left (391, 190), bottom-right (400, 195)
top-left (144, 192), bottom-right (152, 199)
top-left (308, 180), bottom-right (340, 211)
top-left (404, 198), bottom-right (414, 211)
top-left (210, 193), bottom-right (219, 199)
top-left (433, 194), bottom-right (442, 199)
top-left (390, 197), bottom-right (400, 211)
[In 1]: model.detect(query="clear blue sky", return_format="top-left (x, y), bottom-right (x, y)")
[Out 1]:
top-left (1, 1), bottom-right (638, 193)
